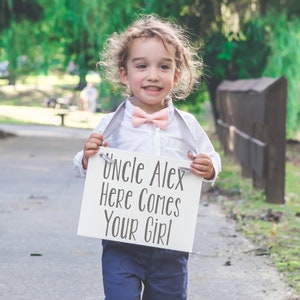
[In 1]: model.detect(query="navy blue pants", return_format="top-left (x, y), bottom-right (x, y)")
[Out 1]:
top-left (102, 241), bottom-right (189, 300)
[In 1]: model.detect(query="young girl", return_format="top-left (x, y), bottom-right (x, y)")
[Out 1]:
top-left (74, 14), bottom-right (221, 300)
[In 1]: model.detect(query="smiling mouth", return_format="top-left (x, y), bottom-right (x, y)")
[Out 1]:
top-left (144, 86), bottom-right (161, 91)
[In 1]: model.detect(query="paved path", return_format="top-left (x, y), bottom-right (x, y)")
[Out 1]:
top-left (0, 124), bottom-right (298, 300)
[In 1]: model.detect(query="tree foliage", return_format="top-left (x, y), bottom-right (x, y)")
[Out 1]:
top-left (0, 0), bottom-right (44, 83)
top-left (203, 19), bottom-right (270, 122)
top-left (1, 0), bottom-right (300, 135)
top-left (261, 12), bottom-right (300, 138)
top-left (56, 0), bottom-right (104, 89)
top-left (0, 0), bottom-right (44, 30)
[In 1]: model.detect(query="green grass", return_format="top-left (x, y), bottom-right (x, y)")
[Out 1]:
top-left (0, 116), bottom-right (30, 124)
top-left (0, 73), bottom-right (100, 107)
top-left (195, 103), bottom-right (300, 294)
top-left (214, 150), bottom-right (300, 294)
top-left (195, 104), bottom-right (300, 294)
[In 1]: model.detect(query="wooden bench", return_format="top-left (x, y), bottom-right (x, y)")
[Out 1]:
top-left (56, 109), bottom-right (69, 126)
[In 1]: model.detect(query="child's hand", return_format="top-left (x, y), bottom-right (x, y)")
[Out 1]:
top-left (82, 133), bottom-right (108, 169)
top-left (188, 152), bottom-right (215, 180)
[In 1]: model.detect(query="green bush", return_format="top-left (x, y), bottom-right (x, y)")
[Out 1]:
top-left (262, 13), bottom-right (300, 138)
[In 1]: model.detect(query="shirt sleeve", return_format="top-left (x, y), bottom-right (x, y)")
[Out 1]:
top-left (73, 150), bottom-right (86, 177)
top-left (187, 114), bottom-right (222, 185)
top-left (72, 113), bottom-right (114, 178)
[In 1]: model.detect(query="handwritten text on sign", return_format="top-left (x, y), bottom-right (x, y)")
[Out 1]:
top-left (77, 147), bottom-right (202, 252)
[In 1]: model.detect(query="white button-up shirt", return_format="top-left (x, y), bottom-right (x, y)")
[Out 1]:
top-left (73, 98), bottom-right (221, 184)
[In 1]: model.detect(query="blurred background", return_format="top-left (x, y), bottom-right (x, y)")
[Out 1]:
top-left (1, 0), bottom-right (300, 138)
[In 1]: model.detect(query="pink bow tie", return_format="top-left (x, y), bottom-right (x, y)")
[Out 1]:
top-left (132, 106), bottom-right (169, 130)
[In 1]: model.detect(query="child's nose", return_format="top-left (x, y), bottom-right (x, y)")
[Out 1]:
top-left (148, 67), bottom-right (159, 80)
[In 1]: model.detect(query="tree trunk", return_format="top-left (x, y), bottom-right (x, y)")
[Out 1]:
top-left (76, 69), bottom-right (87, 90)
top-left (206, 78), bottom-right (221, 130)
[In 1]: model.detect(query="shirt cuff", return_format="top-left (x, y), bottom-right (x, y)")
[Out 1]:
top-left (203, 157), bottom-right (221, 186)
top-left (73, 150), bottom-right (87, 177)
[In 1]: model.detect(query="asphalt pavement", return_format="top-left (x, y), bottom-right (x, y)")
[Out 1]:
top-left (0, 124), bottom-right (299, 300)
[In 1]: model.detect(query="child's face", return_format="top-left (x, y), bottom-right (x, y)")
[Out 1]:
top-left (120, 36), bottom-right (179, 112)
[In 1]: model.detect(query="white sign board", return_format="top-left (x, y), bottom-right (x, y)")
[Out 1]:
top-left (78, 147), bottom-right (202, 252)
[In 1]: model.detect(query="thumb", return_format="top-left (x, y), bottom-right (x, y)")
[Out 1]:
top-left (187, 151), bottom-right (196, 160)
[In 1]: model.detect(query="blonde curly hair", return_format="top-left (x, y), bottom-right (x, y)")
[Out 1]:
top-left (98, 14), bottom-right (203, 100)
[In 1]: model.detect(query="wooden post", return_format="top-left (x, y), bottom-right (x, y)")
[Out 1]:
top-left (216, 77), bottom-right (287, 204)
top-left (264, 77), bottom-right (287, 204)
